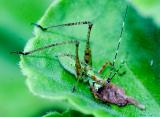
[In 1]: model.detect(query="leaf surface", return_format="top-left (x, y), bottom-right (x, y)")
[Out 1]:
top-left (43, 110), bottom-right (93, 117)
top-left (20, 0), bottom-right (160, 117)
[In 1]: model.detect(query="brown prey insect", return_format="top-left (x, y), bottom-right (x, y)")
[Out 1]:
top-left (12, 5), bottom-right (145, 110)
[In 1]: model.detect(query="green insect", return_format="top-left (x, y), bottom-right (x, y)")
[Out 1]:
top-left (12, 5), bottom-right (145, 110)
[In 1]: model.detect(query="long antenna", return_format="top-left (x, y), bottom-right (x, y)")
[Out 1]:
top-left (107, 4), bottom-right (129, 83)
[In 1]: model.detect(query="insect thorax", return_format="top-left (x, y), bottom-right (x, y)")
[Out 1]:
top-left (58, 55), bottom-right (102, 90)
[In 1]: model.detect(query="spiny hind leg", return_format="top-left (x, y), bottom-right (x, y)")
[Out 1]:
top-left (32, 21), bottom-right (93, 85)
top-left (11, 40), bottom-right (79, 56)
top-left (84, 23), bottom-right (93, 66)
top-left (13, 20), bottom-right (94, 90)
top-left (11, 40), bottom-right (82, 92)
top-left (72, 42), bottom-right (83, 92)
top-left (32, 21), bottom-right (93, 66)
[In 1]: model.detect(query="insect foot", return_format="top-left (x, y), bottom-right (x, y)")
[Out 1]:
top-left (92, 83), bottom-right (145, 110)
top-left (31, 23), bottom-right (47, 31)
top-left (11, 51), bottom-right (29, 55)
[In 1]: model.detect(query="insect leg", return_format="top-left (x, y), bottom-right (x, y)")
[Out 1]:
top-left (98, 61), bottom-right (112, 74)
top-left (12, 40), bottom-right (82, 92)
top-left (32, 21), bottom-right (93, 66)
top-left (55, 53), bottom-right (83, 92)
top-left (32, 21), bottom-right (92, 30)
top-left (107, 59), bottom-right (126, 83)
top-left (72, 42), bottom-right (82, 92)
top-left (86, 72), bottom-right (105, 85)
top-left (84, 23), bottom-right (93, 66)
top-left (55, 53), bottom-right (75, 59)
top-left (11, 40), bottom-right (79, 56)
top-left (11, 40), bottom-right (82, 93)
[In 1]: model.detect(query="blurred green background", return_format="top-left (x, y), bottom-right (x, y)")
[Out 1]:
top-left (0, 0), bottom-right (160, 117)
top-left (0, 0), bottom-right (59, 117)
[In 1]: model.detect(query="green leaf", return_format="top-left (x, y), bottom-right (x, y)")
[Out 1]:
top-left (20, 0), bottom-right (160, 117)
top-left (43, 110), bottom-right (93, 117)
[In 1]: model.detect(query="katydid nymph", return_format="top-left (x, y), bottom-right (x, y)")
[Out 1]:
top-left (12, 4), bottom-right (145, 110)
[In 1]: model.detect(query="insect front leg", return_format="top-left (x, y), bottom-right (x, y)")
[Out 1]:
top-left (98, 61), bottom-right (113, 74)
top-left (106, 58), bottom-right (127, 83)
